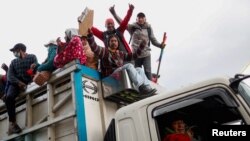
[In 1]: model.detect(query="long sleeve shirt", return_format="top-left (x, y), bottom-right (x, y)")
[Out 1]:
top-left (37, 45), bottom-right (57, 72)
top-left (87, 35), bottom-right (144, 77)
top-left (7, 54), bottom-right (38, 84)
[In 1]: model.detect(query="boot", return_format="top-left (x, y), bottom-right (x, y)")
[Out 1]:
top-left (8, 122), bottom-right (22, 135)
top-left (139, 85), bottom-right (157, 98)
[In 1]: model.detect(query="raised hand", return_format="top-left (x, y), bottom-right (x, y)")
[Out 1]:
top-left (129, 3), bottom-right (134, 10)
top-left (109, 5), bottom-right (115, 14)
top-left (1, 63), bottom-right (8, 73)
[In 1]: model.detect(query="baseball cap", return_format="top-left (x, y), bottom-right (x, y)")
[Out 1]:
top-left (10, 43), bottom-right (26, 52)
top-left (137, 12), bottom-right (146, 18)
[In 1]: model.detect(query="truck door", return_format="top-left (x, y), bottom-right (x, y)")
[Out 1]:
top-left (147, 87), bottom-right (250, 141)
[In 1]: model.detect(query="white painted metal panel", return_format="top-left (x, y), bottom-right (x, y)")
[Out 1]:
top-left (118, 118), bottom-right (137, 141)
top-left (53, 77), bottom-right (76, 141)
top-left (32, 128), bottom-right (47, 141)
top-left (82, 76), bottom-right (104, 141)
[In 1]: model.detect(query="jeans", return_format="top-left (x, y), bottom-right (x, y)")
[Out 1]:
top-left (5, 84), bottom-right (20, 122)
top-left (135, 55), bottom-right (152, 80)
top-left (114, 63), bottom-right (150, 88)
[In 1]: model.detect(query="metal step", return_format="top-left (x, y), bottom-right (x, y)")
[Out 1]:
top-left (104, 89), bottom-right (153, 105)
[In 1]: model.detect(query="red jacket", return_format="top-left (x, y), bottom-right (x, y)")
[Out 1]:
top-left (91, 7), bottom-right (133, 53)
top-left (163, 133), bottom-right (191, 141)
top-left (54, 36), bottom-right (87, 68)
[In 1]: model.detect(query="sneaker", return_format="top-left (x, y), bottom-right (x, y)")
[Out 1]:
top-left (8, 123), bottom-right (22, 135)
top-left (139, 85), bottom-right (157, 98)
top-left (142, 88), bottom-right (157, 96)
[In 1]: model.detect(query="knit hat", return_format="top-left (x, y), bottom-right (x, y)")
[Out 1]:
top-left (105, 18), bottom-right (114, 26)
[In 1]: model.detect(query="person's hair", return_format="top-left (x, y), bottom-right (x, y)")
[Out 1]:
top-left (107, 34), bottom-right (119, 47)
top-left (167, 114), bottom-right (185, 127)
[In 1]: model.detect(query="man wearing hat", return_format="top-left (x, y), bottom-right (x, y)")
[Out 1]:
top-left (110, 8), bottom-right (166, 81)
top-left (36, 40), bottom-right (57, 72)
top-left (91, 4), bottom-right (134, 54)
top-left (5, 43), bottom-right (38, 134)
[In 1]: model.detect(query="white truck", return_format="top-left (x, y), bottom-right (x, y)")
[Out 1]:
top-left (0, 61), bottom-right (250, 141)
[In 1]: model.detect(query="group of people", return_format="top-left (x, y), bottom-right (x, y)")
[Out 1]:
top-left (90, 3), bottom-right (165, 95)
top-left (0, 3), bottom-right (165, 135)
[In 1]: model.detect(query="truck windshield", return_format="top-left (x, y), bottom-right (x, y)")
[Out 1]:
top-left (238, 78), bottom-right (250, 107)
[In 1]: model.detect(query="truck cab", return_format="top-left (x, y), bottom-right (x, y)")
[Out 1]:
top-left (108, 67), bottom-right (250, 141)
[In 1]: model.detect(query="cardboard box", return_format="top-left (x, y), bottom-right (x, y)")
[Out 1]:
top-left (78, 7), bottom-right (94, 36)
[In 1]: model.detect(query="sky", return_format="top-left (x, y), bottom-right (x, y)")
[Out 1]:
top-left (0, 0), bottom-right (250, 91)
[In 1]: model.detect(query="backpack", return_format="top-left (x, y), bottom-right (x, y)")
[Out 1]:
top-left (129, 26), bottom-right (151, 46)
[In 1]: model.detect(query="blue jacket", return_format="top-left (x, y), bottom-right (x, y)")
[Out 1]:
top-left (37, 45), bottom-right (57, 72)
